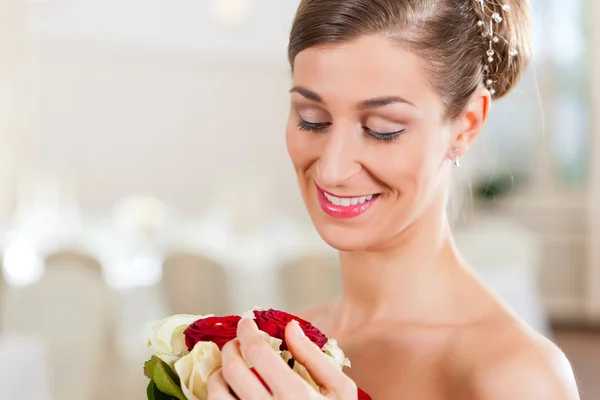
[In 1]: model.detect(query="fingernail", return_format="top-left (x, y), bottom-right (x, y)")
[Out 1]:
top-left (242, 317), bottom-right (258, 330)
top-left (292, 320), bottom-right (305, 337)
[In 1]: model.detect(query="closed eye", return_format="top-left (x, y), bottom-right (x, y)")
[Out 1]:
top-left (366, 127), bottom-right (406, 143)
top-left (367, 128), bottom-right (406, 136)
top-left (297, 119), bottom-right (405, 144)
top-left (298, 119), bottom-right (330, 132)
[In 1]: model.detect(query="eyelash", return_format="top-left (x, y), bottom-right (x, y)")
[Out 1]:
top-left (297, 119), bottom-right (405, 144)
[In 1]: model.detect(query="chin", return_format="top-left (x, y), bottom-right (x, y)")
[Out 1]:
top-left (318, 229), bottom-right (373, 252)
top-left (308, 214), bottom-right (379, 252)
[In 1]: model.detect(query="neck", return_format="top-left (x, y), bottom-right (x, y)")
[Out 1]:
top-left (333, 195), bottom-right (471, 332)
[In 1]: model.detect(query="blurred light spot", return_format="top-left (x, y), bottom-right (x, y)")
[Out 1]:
top-left (113, 195), bottom-right (169, 233)
top-left (104, 255), bottom-right (163, 290)
top-left (2, 242), bottom-right (44, 287)
top-left (211, 0), bottom-right (249, 26)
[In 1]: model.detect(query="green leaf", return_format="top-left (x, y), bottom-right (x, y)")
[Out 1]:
top-left (147, 381), bottom-right (157, 400)
top-left (150, 356), bottom-right (187, 400)
top-left (144, 356), bottom-right (160, 381)
top-left (147, 380), bottom-right (179, 400)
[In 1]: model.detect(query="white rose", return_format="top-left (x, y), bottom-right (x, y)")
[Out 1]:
top-left (174, 341), bottom-right (222, 400)
top-left (148, 314), bottom-right (209, 366)
top-left (260, 331), bottom-right (283, 354)
top-left (241, 306), bottom-right (263, 320)
top-left (323, 338), bottom-right (351, 369)
top-left (280, 350), bottom-right (319, 392)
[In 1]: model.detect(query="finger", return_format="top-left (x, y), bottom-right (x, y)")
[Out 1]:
top-left (221, 339), bottom-right (272, 400)
top-left (207, 369), bottom-right (238, 400)
top-left (285, 320), bottom-right (357, 398)
top-left (237, 318), bottom-right (312, 396)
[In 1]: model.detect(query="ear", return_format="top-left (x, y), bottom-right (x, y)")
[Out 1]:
top-left (447, 87), bottom-right (491, 160)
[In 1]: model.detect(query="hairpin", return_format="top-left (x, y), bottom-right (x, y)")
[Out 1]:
top-left (474, 0), bottom-right (518, 96)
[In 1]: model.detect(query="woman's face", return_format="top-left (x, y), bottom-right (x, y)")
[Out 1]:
top-left (286, 35), bottom-right (457, 251)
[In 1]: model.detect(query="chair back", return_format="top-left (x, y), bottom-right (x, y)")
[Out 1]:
top-left (162, 251), bottom-right (231, 315)
top-left (1, 264), bottom-right (113, 400)
top-left (278, 254), bottom-right (342, 312)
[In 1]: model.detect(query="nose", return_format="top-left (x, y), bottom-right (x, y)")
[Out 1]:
top-left (316, 128), bottom-right (361, 187)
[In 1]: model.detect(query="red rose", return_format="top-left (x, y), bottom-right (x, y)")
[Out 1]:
top-left (357, 388), bottom-right (372, 400)
top-left (253, 309), bottom-right (328, 350)
top-left (184, 315), bottom-right (241, 351)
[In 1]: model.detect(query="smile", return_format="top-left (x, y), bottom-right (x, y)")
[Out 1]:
top-left (316, 185), bottom-right (380, 219)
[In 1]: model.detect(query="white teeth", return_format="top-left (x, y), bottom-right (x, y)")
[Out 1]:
top-left (324, 192), bottom-right (340, 205)
top-left (323, 192), bottom-right (377, 207)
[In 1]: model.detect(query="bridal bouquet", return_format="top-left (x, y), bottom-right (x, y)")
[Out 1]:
top-left (145, 308), bottom-right (372, 400)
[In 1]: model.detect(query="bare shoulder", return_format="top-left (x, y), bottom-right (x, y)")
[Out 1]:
top-left (461, 319), bottom-right (579, 400)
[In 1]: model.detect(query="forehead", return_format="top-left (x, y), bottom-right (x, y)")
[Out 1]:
top-left (292, 35), bottom-right (443, 112)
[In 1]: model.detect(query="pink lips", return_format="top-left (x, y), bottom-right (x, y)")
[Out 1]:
top-left (317, 186), bottom-right (379, 219)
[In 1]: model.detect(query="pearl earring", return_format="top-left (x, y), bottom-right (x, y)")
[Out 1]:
top-left (452, 148), bottom-right (460, 170)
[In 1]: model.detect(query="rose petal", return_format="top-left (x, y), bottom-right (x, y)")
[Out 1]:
top-left (148, 314), bottom-right (208, 366)
top-left (174, 341), bottom-right (222, 400)
top-left (358, 388), bottom-right (373, 400)
top-left (253, 309), bottom-right (328, 350)
top-left (184, 315), bottom-right (241, 351)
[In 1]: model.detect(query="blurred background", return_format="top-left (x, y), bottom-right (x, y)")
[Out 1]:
top-left (0, 0), bottom-right (599, 398)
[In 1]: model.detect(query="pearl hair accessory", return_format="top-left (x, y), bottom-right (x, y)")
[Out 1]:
top-left (474, 0), bottom-right (518, 97)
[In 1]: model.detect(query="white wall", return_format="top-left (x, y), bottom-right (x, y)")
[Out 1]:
top-left (29, 0), bottom-right (300, 60)
top-left (21, 0), bottom-right (312, 217)
top-left (28, 41), bottom-right (305, 216)
top-left (0, 0), bottom-right (29, 223)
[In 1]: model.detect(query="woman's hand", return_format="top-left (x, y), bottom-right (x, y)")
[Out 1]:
top-left (207, 317), bottom-right (358, 399)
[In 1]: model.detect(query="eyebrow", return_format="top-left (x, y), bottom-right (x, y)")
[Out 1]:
top-left (289, 85), bottom-right (416, 108)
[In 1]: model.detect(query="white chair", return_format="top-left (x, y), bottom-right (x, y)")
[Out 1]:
top-left (1, 263), bottom-right (115, 400)
top-left (278, 254), bottom-right (342, 313)
top-left (161, 251), bottom-right (231, 316)
top-left (44, 249), bottom-right (104, 277)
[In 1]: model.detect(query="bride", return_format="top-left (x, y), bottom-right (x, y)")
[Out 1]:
top-left (208, 0), bottom-right (579, 398)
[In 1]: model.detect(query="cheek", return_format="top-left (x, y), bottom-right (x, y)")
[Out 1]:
top-left (285, 121), bottom-right (300, 163)
top-left (286, 123), bottom-right (315, 169)
top-left (379, 137), bottom-right (443, 190)
top-left (404, 132), bottom-right (450, 200)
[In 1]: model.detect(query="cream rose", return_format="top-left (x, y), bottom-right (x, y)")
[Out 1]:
top-left (174, 341), bottom-right (222, 400)
top-left (323, 338), bottom-right (351, 369)
top-left (260, 330), bottom-right (283, 354)
top-left (278, 350), bottom-right (318, 392)
top-left (241, 306), bottom-right (263, 320)
top-left (148, 314), bottom-right (208, 366)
